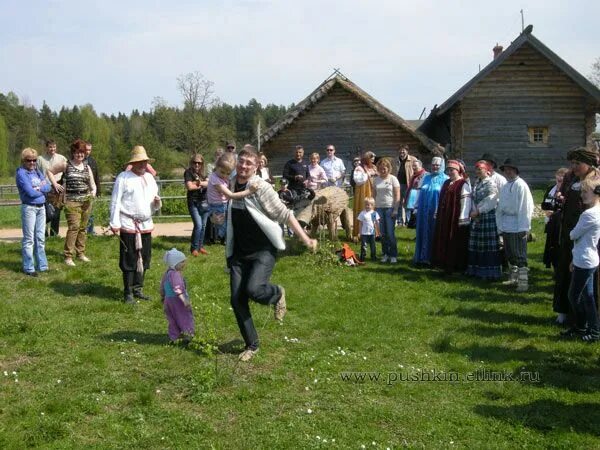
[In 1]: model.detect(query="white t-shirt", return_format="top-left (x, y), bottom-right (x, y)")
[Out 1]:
top-left (374, 175), bottom-right (400, 208)
top-left (357, 209), bottom-right (380, 235)
top-left (571, 204), bottom-right (600, 269)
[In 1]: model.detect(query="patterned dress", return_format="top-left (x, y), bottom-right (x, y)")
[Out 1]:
top-left (466, 177), bottom-right (502, 280)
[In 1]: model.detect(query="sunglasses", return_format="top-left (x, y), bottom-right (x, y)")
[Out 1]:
top-left (226, 146), bottom-right (235, 149)
top-left (25, 159), bottom-right (37, 163)
top-left (327, 148), bottom-right (334, 151)
top-left (192, 161), bottom-right (203, 164)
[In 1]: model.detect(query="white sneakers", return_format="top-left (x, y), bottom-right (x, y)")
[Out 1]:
top-left (239, 348), bottom-right (258, 361)
top-left (380, 255), bottom-right (397, 264)
top-left (78, 255), bottom-right (91, 263)
top-left (65, 258), bottom-right (76, 267)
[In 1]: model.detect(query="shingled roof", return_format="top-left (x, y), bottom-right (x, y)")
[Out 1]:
top-left (258, 73), bottom-right (441, 154)
top-left (431, 25), bottom-right (600, 118)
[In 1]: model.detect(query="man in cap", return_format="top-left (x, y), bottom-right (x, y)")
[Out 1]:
top-left (227, 145), bottom-right (317, 361)
top-left (496, 158), bottom-right (534, 292)
top-left (110, 146), bottom-right (162, 304)
top-left (320, 144), bottom-right (346, 188)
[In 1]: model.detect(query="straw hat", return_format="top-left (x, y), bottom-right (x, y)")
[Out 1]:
top-left (128, 145), bottom-right (155, 164)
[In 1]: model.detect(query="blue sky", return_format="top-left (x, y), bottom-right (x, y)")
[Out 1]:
top-left (0, 0), bottom-right (598, 119)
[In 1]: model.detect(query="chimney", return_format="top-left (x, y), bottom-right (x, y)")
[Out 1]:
top-left (493, 43), bottom-right (503, 60)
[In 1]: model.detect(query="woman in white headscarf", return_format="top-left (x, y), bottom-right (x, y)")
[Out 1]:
top-left (413, 156), bottom-right (448, 264)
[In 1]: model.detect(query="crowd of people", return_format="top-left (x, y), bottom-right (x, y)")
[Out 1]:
top-left (14, 139), bottom-right (600, 360)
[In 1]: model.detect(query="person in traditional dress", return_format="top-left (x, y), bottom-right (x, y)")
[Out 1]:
top-left (432, 160), bottom-right (471, 273)
top-left (413, 157), bottom-right (448, 264)
top-left (480, 153), bottom-right (507, 193)
top-left (352, 151), bottom-right (377, 240)
top-left (541, 167), bottom-right (568, 272)
top-left (553, 147), bottom-right (600, 325)
top-left (465, 160), bottom-right (502, 280)
top-left (496, 158), bottom-right (535, 292)
top-left (110, 146), bottom-right (162, 304)
top-left (405, 159), bottom-right (428, 228)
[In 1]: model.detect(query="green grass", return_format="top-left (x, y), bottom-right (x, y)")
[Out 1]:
top-left (0, 220), bottom-right (599, 448)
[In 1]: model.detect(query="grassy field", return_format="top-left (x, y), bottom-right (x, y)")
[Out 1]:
top-left (0, 216), bottom-right (599, 448)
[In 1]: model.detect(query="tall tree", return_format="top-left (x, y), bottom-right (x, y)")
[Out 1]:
top-left (0, 115), bottom-right (9, 178)
top-left (590, 57), bottom-right (600, 87)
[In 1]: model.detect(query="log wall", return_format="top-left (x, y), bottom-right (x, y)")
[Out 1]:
top-left (260, 84), bottom-right (429, 176)
top-left (457, 43), bottom-right (592, 184)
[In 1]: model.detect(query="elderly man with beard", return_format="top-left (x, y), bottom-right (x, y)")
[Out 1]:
top-left (110, 146), bottom-right (162, 304)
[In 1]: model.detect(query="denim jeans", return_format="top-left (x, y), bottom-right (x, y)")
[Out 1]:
top-left (229, 248), bottom-right (281, 350)
top-left (188, 199), bottom-right (210, 251)
top-left (209, 202), bottom-right (227, 240)
top-left (360, 234), bottom-right (376, 261)
top-left (21, 204), bottom-right (48, 273)
top-left (569, 266), bottom-right (599, 330)
top-left (377, 207), bottom-right (398, 258)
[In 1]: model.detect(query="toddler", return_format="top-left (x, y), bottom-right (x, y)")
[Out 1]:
top-left (357, 197), bottom-right (381, 261)
top-left (561, 179), bottom-right (600, 342)
top-left (207, 153), bottom-right (258, 242)
top-left (161, 248), bottom-right (194, 344)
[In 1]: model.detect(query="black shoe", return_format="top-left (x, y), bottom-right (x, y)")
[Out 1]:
top-left (124, 294), bottom-right (136, 304)
top-left (133, 292), bottom-right (151, 301)
top-left (25, 271), bottom-right (38, 278)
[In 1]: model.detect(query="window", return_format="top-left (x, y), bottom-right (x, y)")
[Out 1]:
top-left (527, 126), bottom-right (549, 146)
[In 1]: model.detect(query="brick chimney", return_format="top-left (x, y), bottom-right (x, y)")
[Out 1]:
top-left (493, 43), bottom-right (503, 60)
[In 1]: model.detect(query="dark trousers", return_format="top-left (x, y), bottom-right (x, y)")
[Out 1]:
top-left (569, 266), bottom-right (599, 331)
top-left (229, 248), bottom-right (281, 350)
top-left (360, 234), bottom-right (376, 261)
top-left (503, 231), bottom-right (528, 267)
top-left (47, 207), bottom-right (61, 236)
top-left (119, 232), bottom-right (152, 296)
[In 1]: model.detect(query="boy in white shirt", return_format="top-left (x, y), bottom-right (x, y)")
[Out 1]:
top-left (561, 178), bottom-right (600, 342)
top-left (357, 197), bottom-right (380, 262)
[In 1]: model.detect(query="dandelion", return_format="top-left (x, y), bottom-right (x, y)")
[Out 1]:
top-left (133, 339), bottom-right (137, 343)
top-left (361, 445), bottom-right (366, 449)
top-left (14, 379), bottom-right (18, 383)
top-left (340, 350), bottom-right (346, 356)
top-left (305, 386), bottom-right (310, 391)
top-left (332, 439), bottom-right (335, 443)
top-left (311, 368), bottom-right (314, 372)
top-left (372, 442), bottom-right (376, 446)
top-left (12, 371), bottom-right (17, 375)
top-left (307, 408), bottom-right (313, 414)
top-left (156, 389), bottom-right (161, 394)
top-left (41, 412), bottom-right (44, 416)
top-left (398, 364), bottom-right (404, 368)
top-left (450, 441), bottom-right (454, 445)
top-left (314, 379), bottom-right (318, 384)
top-left (120, 352), bottom-right (125, 355)
top-left (57, 379), bottom-right (62, 384)
top-left (363, 356), bottom-right (367, 360)
top-left (323, 438), bottom-right (328, 443)
top-left (3, 371), bottom-right (7, 376)
top-left (316, 436), bottom-right (321, 440)
top-left (101, 390), bottom-right (105, 394)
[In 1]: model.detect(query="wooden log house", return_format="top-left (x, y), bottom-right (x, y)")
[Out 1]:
top-left (419, 25), bottom-right (600, 185)
top-left (258, 73), bottom-right (441, 176)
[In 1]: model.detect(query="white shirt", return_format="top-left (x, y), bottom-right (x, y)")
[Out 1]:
top-left (110, 171), bottom-right (160, 233)
top-left (571, 204), bottom-right (600, 269)
top-left (490, 171), bottom-right (507, 193)
top-left (37, 153), bottom-right (67, 180)
top-left (496, 176), bottom-right (534, 233)
top-left (321, 157), bottom-right (346, 187)
top-left (373, 175), bottom-right (400, 208)
top-left (357, 209), bottom-right (380, 235)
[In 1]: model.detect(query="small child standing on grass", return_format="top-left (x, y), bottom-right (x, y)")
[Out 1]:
top-left (207, 153), bottom-right (258, 243)
top-left (561, 178), bottom-right (600, 342)
top-left (357, 197), bottom-right (381, 262)
top-left (161, 248), bottom-right (195, 344)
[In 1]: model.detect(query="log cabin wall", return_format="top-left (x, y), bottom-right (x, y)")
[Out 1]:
top-left (260, 84), bottom-right (429, 177)
top-left (457, 42), bottom-right (591, 185)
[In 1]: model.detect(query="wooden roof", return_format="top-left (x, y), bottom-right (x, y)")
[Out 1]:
top-left (258, 74), bottom-right (441, 154)
top-left (429, 25), bottom-right (600, 118)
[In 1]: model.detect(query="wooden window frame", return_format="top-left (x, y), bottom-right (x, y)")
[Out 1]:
top-left (527, 126), bottom-right (549, 147)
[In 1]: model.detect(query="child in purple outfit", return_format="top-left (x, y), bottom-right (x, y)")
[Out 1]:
top-left (160, 248), bottom-right (195, 343)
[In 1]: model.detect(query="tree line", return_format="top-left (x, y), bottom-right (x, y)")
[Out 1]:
top-left (0, 72), bottom-right (291, 179)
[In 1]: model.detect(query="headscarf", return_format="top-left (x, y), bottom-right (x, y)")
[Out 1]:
top-left (475, 160), bottom-right (492, 175)
top-left (431, 157), bottom-right (445, 174)
top-left (164, 248), bottom-right (186, 270)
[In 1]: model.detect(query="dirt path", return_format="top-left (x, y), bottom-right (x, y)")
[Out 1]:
top-left (0, 222), bottom-right (193, 243)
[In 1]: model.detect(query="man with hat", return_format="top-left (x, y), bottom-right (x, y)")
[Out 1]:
top-left (110, 146), bottom-right (162, 304)
top-left (496, 158), bottom-right (534, 292)
top-left (480, 153), bottom-right (507, 193)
